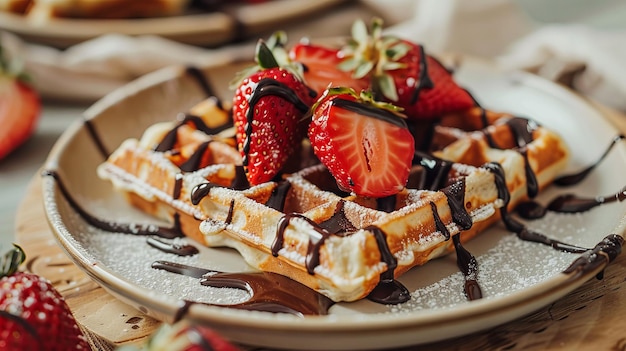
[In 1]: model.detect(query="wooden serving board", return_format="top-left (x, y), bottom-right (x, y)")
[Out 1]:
top-left (15, 102), bottom-right (626, 351)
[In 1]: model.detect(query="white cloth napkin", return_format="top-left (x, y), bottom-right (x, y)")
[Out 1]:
top-left (2, 0), bottom-right (626, 112)
top-left (365, 0), bottom-right (626, 112)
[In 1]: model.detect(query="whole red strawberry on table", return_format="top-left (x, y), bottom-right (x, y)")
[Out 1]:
top-left (0, 244), bottom-right (90, 351)
top-left (231, 17), bottom-right (474, 197)
top-left (0, 44), bottom-right (41, 161)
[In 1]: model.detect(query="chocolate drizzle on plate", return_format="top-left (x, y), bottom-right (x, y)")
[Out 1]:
top-left (147, 237), bottom-right (199, 256)
top-left (516, 134), bottom-right (626, 219)
top-left (482, 162), bottom-right (589, 254)
top-left (555, 134), bottom-right (624, 186)
top-left (83, 119), bottom-right (110, 160)
top-left (43, 170), bottom-right (184, 239)
top-left (152, 260), bottom-right (334, 316)
top-left (563, 234), bottom-right (623, 280)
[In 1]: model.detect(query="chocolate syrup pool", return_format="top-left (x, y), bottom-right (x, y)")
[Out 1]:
top-left (44, 65), bottom-right (625, 318)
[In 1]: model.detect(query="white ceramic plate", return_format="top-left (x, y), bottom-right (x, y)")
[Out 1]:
top-left (41, 57), bottom-right (626, 350)
top-left (0, 0), bottom-right (346, 48)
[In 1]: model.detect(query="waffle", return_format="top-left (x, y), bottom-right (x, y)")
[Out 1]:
top-left (0, 0), bottom-right (30, 13)
top-left (5, 0), bottom-right (189, 20)
top-left (97, 93), bottom-right (569, 302)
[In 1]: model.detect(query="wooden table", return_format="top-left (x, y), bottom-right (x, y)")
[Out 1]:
top-left (15, 102), bottom-right (626, 350)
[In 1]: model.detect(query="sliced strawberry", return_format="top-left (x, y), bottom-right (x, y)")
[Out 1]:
top-left (289, 42), bottom-right (369, 97)
top-left (232, 38), bottom-right (316, 185)
top-left (338, 18), bottom-right (474, 119)
top-left (0, 46), bottom-right (41, 160)
top-left (309, 88), bottom-right (414, 197)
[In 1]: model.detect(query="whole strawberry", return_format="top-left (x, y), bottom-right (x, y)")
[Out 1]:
top-left (117, 319), bottom-right (240, 351)
top-left (0, 44), bottom-right (41, 160)
top-left (309, 87), bottom-right (415, 197)
top-left (338, 18), bottom-right (474, 119)
top-left (231, 34), bottom-right (316, 185)
top-left (289, 41), bottom-right (369, 97)
top-left (0, 245), bottom-right (89, 351)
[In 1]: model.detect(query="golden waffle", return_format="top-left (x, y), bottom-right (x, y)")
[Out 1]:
top-left (9, 0), bottom-right (188, 20)
top-left (98, 96), bottom-right (569, 302)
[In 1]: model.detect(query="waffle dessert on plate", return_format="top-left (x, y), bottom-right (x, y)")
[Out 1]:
top-left (97, 19), bottom-right (570, 303)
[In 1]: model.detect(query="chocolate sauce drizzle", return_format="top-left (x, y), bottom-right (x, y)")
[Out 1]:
top-left (563, 234), bottom-right (623, 280)
top-left (486, 116), bottom-right (540, 199)
top-left (185, 66), bottom-right (220, 100)
top-left (409, 45), bottom-right (435, 104)
top-left (418, 161), bottom-right (481, 299)
top-left (319, 200), bottom-right (358, 234)
top-left (482, 162), bottom-right (588, 254)
top-left (453, 235), bottom-right (482, 300)
top-left (412, 151), bottom-right (453, 191)
top-left (430, 201), bottom-right (450, 241)
top-left (441, 179), bottom-right (473, 231)
top-left (555, 134), bottom-right (625, 186)
top-left (264, 180), bottom-right (292, 211)
top-left (154, 113), bottom-right (232, 153)
top-left (331, 98), bottom-right (409, 129)
top-left (518, 186), bottom-right (626, 220)
top-left (516, 134), bottom-right (626, 220)
top-left (173, 173), bottom-right (184, 200)
top-left (43, 170), bottom-right (184, 239)
top-left (364, 225), bottom-right (411, 304)
top-left (147, 237), bottom-right (199, 256)
top-left (151, 260), bottom-right (334, 316)
top-left (181, 141), bottom-right (212, 172)
top-left (83, 119), bottom-right (110, 160)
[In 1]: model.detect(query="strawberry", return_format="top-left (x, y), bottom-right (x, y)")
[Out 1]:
top-left (231, 35), bottom-right (316, 185)
top-left (0, 245), bottom-right (89, 351)
top-left (0, 44), bottom-right (41, 160)
top-left (308, 87), bottom-right (414, 197)
top-left (338, 18), bottom-right (474, 119)
top-left (289, 42), bottom-right (369, 97)
top-left (117, 319), bottom-right (241, 351)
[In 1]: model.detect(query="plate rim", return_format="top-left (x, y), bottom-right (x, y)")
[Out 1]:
top-left (0, 0), bottom-right (348, 47)
top-left (41, 57), bottom-right (626, 349)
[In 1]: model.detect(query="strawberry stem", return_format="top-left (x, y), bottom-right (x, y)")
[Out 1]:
top-left (229, 31), bottom-right (303, 89)
top-left (0, 42), bottom-right (30, 83)
top-left (1, 244), bottom-right (26, 278)
top-left (256, 40), bottom-right (280, 69)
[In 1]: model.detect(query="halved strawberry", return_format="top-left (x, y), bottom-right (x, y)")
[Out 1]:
top-left (338, 18), bottom-right (474, 119)
top-left (289, 42), bottom-right (369, 97)
top-left (231, 37), bottom-right (316, 185)
top-left (309, 88), bottom-right (414, 197)
top-left (0, 45), bottom-right (41, 160)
